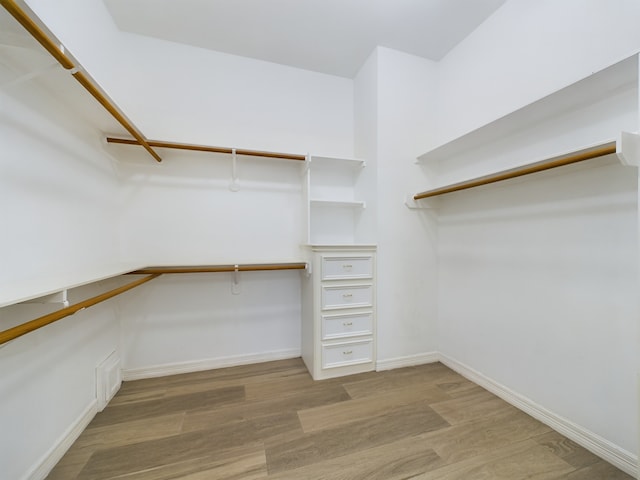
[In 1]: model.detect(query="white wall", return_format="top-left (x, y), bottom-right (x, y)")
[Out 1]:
top-left (29, 0), bottom-right (354, 158)
top-left (438, 159), bottom-right (638, 452)
top-left (118, 271), bottom-right (301, 376)
top-left (0, 31), bottom-right (125, 479)
top-left (372, 48), bottom-right (440, 362)
top-left (436, 0), bottom-right (640, 147)
top-left (431, 0), bottom-right (640, 464)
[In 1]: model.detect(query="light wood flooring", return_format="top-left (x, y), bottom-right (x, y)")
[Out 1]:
top-left (47, 358), bottom-right (632, 479)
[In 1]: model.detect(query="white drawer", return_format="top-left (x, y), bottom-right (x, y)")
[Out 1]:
top-left (321, 255), bottom-right (373, 280)
top-left (321, 284), bottom-right (373, 310)
top-left (322, 312), bottom-right (373, 340)
top-left (322, 340), bottom-right (373, 369)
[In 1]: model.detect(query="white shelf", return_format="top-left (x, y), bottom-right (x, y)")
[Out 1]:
top-left (418, 54), bottom-right (639, 164)
top-left (309, 155), bottom-right (365, 169)
top-left (305, 152), bottom-right (374, 246)
top-left (0, 6), bottom-right (142, 143)
top-left (0, 263), bottom-right (142, 309)
top-left (310, 199), bottom-right (366, 208)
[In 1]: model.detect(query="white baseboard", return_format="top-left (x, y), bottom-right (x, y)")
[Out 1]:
top-left (376, 351), bottom-right (439, 371)
top-left (438, 353), bottom-right (638, 477)
top-left (122, 349), bottom-right (302, 381)
top-left (25, 400), bottom-right (98, 480)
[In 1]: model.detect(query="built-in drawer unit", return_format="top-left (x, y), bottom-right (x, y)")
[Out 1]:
top-left (321, 284), bottom-right (373, 310)
top-left (301, 245), bottom-right (376, 380)
top-left (322, 339), bottom-right (373, 369)
top-left (322, 312), bottom-right (373, 340)
top-left (321, 255), bottom-right (373, 280)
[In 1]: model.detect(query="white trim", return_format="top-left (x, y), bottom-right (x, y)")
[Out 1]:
top-left (438, 353), bottom-right (638, 477)
top-left (25, 400), bottom-right (98, 480)
top-left (122, 349), bottom-right (301, 381)
top-left (376, 351), bottom-right (439, 371)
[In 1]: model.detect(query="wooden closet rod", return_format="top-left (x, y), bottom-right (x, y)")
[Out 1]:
top-left (128, 263), bottom-right (308, 274)
top-left (0, 0), bottom-right (162, 163)
top-left (413, 142), bottom-right (617, 200)
top-left (0, 274), bottom-right (160, 346)
top-left (106, 137), bottom-right (307, 162)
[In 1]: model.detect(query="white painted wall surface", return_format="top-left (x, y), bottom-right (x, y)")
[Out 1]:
top-left (436, 0), bottom-right (640, 147)
top-left (437, 159), bottom-right (638, 454)
top-left (0, 60), bottom-right (124, 478)
top-left (0, 292), bottom-right (121, 480)
top-left (373, 48), bottom-right (440, 361)
top-left (429, 0), bottom-right (640, 462)
top-left (118, 271), bottom-right (302, 375)
top-left (29, 0), bottom-right (354, 158)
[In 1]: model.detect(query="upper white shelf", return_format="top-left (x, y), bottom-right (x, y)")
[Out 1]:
top-left (418, 54), bottom-right (639, 164)
top-left (0, 263), bottom-right (142, 309)
top-left (0, 3), bottom-right (152, 151)
top-left (308, 155), bottom-right (365, 169)
top-left (310, 199), bottom-right (366, 208)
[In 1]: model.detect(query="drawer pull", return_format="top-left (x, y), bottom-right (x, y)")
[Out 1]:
top-left (342, 264), bottom-right (353, 269)
top-left (342, 293), bottom-right (353, 298)
top-left (343, 350), bottom-right (353, 355)
top-left (343, 321), bottom-right (353, 327)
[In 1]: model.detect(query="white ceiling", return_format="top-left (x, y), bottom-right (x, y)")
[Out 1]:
top-left (103, 0), bottom-right (507, 78)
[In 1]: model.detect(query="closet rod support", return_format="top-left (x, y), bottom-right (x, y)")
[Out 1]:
top-left (0, 274), bottom-right (161, 346)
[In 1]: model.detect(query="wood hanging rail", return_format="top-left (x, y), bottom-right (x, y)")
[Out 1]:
top-left (0, 274), bottom-right (160, 346)
top-left (128, 263), bottom-right (308, 274)
top-left (413, 141), bottom-right (617, 200)
top-left (106, 137), bottom-right (307, 162)
top-left (0, 0), bottom-right (162, 163)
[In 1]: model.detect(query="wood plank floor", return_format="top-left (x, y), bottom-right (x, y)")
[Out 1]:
top-left (46, 359), bottom-right (633, 479)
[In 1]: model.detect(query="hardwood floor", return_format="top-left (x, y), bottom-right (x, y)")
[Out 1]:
top-left (46, 359), bottom-right (632, 479)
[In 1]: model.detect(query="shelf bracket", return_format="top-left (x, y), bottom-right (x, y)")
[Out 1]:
top-left (229, 148), bottom-right (240, 191)
top-left (616, 132), bottom-right (640, 167)
top-left (231, 264), bottom-right (241, 295)
top-left (18, 289), bottom-right (69, 307)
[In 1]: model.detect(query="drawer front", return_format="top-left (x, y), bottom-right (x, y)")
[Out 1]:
top-left (321, 284), bottom-right (373, 310)
top-left (322, 340), bottom-right (373, 369)
top-left (322, 312), bottom-right (373, 340)
top-left (321, 255), bottom-right (373, 280)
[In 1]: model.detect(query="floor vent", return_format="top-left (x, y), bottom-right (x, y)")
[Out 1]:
top-left (96, 351), bottom-right (121, 412)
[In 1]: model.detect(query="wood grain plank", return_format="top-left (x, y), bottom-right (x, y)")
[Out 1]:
top-left (74, 413), bottom-right (185, 449)
top-left (298, 382), bottom-right (450, 433)
top-left (265, 401), bottom-right (449, 474)
top-left (267, 434), bottom-right (444, 480)
top-left (533, 431), bottom-right (602, 470)
top-left (429, 387), bottom-right (516, 424)
top-left (408, 440), bottom-right (575, 479)
top-left (89, 444), bottom-right (267, 480)
top-left (182, 383), bottom-right (350, 433)
top-left (78, 411), bottom-right (297, 480)
top-left (418, 408), bottom-right (552, 464)
top-left (343, 363), bottom-right (465, 399)
top-left (89, 386), bottom-right (244, 428)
